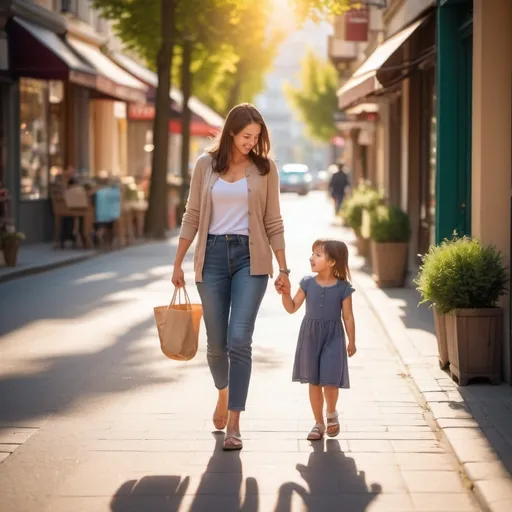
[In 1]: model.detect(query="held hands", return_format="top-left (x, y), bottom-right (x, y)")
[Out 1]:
top-left (171, 265), bottom-right (185, 288)
top-left (347, 342), bottom-right (357, 358)
top-left (274, 272), bottom-right (291, 295)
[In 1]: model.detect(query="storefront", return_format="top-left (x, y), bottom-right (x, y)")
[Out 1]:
top-left (7, 14), bottom-right (98, 242)
top-left (65, 35), bottom-right (147, 178)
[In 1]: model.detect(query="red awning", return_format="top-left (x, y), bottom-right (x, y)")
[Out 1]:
top-left (127, 103), bottom-right (220, 137)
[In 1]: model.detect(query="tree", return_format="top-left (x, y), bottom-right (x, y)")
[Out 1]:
top-left (94, 0), bottom-right (175, 239)
top-left (94, 0), bottom-right (284, 232)
top-left (284, 50), bottom-right (339, 143)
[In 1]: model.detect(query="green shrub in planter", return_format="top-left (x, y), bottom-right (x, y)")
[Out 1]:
top-left (415, 235), bottom-right (507, 314)
top-left (341, 183), bottom-right (382, 235)
top-left (370, 205), bottom-right (410, 243)
top-left (416, 235), bottom-right (508, 385)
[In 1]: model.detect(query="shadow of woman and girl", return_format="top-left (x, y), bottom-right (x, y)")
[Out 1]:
top-left (109, 434), bottom-right (381, 512)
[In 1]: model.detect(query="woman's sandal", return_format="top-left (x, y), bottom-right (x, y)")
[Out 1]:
top-left (223, 434), bottom-right (243, 451)
top-left (307, 423), bottom-right (326, 441)
top-left (326, 411), bottom-right (340, 438)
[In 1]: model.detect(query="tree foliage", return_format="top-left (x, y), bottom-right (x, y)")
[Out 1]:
top-left (191, 0), bottom-right (285, 116)
top-left (291, 0), bottom-right (353, 23)
top-left (284, 50), bottom-right (339, 143)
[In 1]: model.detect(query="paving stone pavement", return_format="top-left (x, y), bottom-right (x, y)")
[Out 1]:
top-left (0, 192), bottom-right (480, 511)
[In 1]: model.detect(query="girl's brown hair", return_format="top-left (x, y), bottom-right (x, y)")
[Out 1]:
top-left (208, 103), bottom-right (271, 176)
top-left (312, 239), bottom-right (351, 282)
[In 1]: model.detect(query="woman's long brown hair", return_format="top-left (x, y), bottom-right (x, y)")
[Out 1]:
top-left (208, 103), bottom-right (271, 176)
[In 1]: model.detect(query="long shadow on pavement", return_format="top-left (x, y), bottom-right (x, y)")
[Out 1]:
top-left (0, 241), bottom-right (194, 339)
top-left (109, 432), bottom-right (259, 512)
top-left (275, 440), bottom-right (381, 512)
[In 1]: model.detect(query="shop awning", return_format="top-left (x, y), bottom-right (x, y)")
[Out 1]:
top-left (67, 38), bottom-right (147, 104)
top-left (337, 15), bottom-right (427, 109)
top-left (8, 17), bottom-right (97, 88)
top-left (111, 52), bottom-right (224, 134)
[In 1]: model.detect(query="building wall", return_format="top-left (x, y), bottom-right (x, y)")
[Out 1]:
top-left (471, 0), bottom-right (512, 382)
top-left (385, 0), bottom-right (435, 35)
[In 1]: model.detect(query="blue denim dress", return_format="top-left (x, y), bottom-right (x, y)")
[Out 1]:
top-left (292, 276), bottom-right (354, 388)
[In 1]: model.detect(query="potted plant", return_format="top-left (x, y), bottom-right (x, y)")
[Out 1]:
top-left (341, 183), bottom-right (381, 257)
top-left (415, 242), bottom-right (452, 369)
top-left (369, 204), bottom-right (410, 288)
top-left (417, 235), bottom-right (507, 385)
top-left (1, 231), bottom-right (25, 267)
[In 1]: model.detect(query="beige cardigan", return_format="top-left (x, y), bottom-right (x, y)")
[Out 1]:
top-left (180, 153), bottom-right (286, 282)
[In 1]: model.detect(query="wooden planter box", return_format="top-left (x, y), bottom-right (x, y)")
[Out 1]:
top-left (445, 308), bottom-right (503, 386)
top-left (355, 234), bottom-right (370, 258)
top-left (433, 307), bottom-right (449, 369)
top-left (370, 241), bottom-right (408, 288)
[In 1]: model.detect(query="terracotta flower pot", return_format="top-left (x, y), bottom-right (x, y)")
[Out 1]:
top-left (445, 308), bottom-right (503, 386)
top-left (2, 237), bottom-right (20, 267)
top-left (370, 241), bottom-right (408, 288)
top-left (433, 307), bottom-right (449, 369)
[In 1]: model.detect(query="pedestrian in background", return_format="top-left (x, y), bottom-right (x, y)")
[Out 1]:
top-left (281, 239), bottom-right (356, 440)
top-left (171, 103), bottom-right (291, 451)
top-left (328, 163), bottom-right (349, 216)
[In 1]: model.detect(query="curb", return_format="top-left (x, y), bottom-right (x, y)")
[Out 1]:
top-left (0, 252), bottom-right (99, 284)
top-left (0, 230), bottom-right (180, 285)
top-left (352, 268), bottom-right (512, 512)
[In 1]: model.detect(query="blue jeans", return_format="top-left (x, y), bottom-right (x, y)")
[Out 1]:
top-left (197, 234), bottom-right (268, 411)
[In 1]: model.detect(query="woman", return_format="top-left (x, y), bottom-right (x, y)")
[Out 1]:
top-left (171, 103), bottom-right (290, 451)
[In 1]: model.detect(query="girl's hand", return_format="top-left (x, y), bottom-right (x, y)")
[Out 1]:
top-left (347, 342), bottom-right (357, 357)
top-left (171, 265), bottom-right (185, 288)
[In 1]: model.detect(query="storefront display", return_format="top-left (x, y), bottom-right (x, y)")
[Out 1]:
top-left (19, 78), bottom-right (64, 201)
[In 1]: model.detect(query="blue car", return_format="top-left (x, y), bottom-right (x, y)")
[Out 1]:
top-left (279, 163), bottom-right (312, 196)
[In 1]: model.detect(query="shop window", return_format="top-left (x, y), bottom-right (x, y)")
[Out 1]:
top-left (20, 79), bottom-right (49, 200)
top-left (19, 78), bottom-right (64, 201)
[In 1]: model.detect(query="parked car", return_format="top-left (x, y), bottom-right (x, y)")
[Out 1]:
top-left (279, 163), bottom-right (312, 196)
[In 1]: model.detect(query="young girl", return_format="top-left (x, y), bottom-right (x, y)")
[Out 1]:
top-left (282, 239), bottom-right (356, 440)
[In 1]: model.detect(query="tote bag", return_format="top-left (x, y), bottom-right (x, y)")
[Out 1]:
top-left (153, 286), bottom-right (203, 361)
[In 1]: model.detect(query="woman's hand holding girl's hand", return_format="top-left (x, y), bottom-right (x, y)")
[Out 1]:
top-left (171, 264), bottom-right (185, 288)
top-left (347, 342), bottom-right (357, 357)
top-left (274, 273), bottom-right (291, 295)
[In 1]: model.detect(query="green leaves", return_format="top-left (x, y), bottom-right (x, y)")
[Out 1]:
top-left (284, 50), bottom-right (339, 143)
top-left (93, 0), bottom-right (280, 116)
top-left (291, 0), bottom-right (352, 23)
top-left (415, 235), bottom-right (508, 314)
top-left (341, 182), bottom-right (382, 233)
top-left (370, 205), bottom-right (411, 243)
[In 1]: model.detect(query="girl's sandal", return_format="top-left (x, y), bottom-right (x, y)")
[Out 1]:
top-left (307, 423), bottom-right (326, 441)
top-left (326, 411), bottom-right (340, 438)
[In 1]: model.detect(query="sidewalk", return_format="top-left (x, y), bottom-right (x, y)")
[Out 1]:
top-left (0, 194), bottom-right (480, 512)
top-left (345, 227), bottom-right (512, 512)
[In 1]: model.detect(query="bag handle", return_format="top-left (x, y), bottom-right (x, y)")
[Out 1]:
top-left (168, 286), bottom-right (192, 310)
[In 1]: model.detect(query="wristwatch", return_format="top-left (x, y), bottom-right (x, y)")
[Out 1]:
top-left (279, 268), bottom-right (291, 275)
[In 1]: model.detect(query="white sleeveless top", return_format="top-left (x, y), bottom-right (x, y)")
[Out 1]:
top-left (208, 178), bottom-right (249, 236)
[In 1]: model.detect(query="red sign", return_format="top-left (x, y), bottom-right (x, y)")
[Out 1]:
top-left (344, 7), bottom-right (369, 42)
top-left (128, 103), bottom-right (156, 121)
